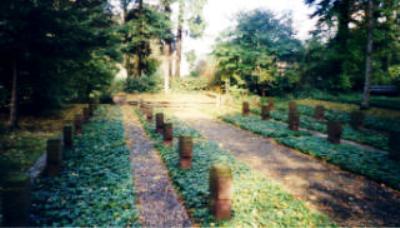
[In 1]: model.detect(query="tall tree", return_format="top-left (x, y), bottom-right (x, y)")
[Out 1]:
top-left (174, 0), bottom-right (207, 78)
top-left (361, 0), bottom-right (374, 109)
top-left (0, 0), bottom-right (120, 128)
top-left (175, 0), bottom-right (185, 78)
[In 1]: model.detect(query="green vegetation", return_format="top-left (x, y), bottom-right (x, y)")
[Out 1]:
top-left (220, 112), bottom-right (400, 190)
top-left (0, 105), bottom-right (84, 175)
top-left (250, 105), bottom-right (389, 150)
top-left (310, 93), bottom-right (400, 111)
top-left (136, 109), bottom-right (333, 227)
top-left (30, 106), bottom-right (139, 226)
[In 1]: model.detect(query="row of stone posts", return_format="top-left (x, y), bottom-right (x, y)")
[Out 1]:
top-left (151, 110), bottom-right (233, 221)
top-left (241, 100), bottom-right (399, 159)
top-left (1, 105), bottom-right (96, 226)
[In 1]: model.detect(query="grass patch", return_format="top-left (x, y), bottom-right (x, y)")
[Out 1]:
top-left (29, 106), bottom-right (139, 226)
top-left (136, 109), bottom-right (334, 227)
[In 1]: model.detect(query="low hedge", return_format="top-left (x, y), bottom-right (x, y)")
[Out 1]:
top-left (136, 109), bottom-right (334, 227)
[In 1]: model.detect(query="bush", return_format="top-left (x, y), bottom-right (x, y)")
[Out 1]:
top-left (171, 77), bottom-right (209, 92)
top-left (124, 74), bottom-right (162, 93)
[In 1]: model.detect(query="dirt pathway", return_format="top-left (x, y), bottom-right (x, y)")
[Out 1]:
top-left (172, 108), bottom-right (400, 227)
top-left (122, 106), bottom-right (191, 227)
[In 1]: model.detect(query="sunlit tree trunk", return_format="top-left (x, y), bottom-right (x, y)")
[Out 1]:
top-left (163, 44), bottom-right (170, 93)
top-left (8, 56), bottom-right (18, 130)
top-left (361, 0), bottom-right (374, 109)
top-left (175, 0), bottom-right (184, 78)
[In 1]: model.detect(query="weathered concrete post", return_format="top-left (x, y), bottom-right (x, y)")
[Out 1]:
top-left (268, 97), bottom-right (274, 110)
top-left (83, 107), bottom-right (90, 123)
top-left (350, 110), bottom-right (365, 129)
top-left (155, 113), bottom-right (165, 134)
top-left (163, 123), bottom-right (173, 144)
top-left (261, 105), bottom-right (270, 120)
top-left (314, 105), bottom-right (325, 120)
top-left (389, 131), bottom-right (400, 161)
top-left (209, 164), bottom-right (233, 221)
top-left (88, 103), bottom-right (95, 117)
top-left (179, 136), bottom-right (193, 169)
top-left (74, 114), bottom-right (83, 135)
top-left (146, 106), bottom-right (153, 122)
top-left (327, 121), bottom-right (342, 144)
top-left (63, 124), bottom-right (73, 148)
top-left (46, 137), bottom-right (63, 176)
top-left (1, 174), bottom-right (31, 226)
top-left (288, 101), bottom-right (299, 131)
top-left (242, 102), bottom-right (250, 116)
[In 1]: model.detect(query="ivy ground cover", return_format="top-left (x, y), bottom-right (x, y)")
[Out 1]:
top-left (29, 106), bottom-right (140, 226)
top-left (136, 109), bottom-right (334, 227)
top-left (222, 113), bottom-right (400, 190)
top-left (250, 105), bottom-right (389, 150)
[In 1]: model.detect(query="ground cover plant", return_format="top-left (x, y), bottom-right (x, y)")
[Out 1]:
top-left (29, 106), bottom-right (140, 226)
top-left (219, 112), bottom-right (400, 190)
top-left (0, 105), bottom-right (85, 176)
top-left (311, 93), bottom-right (400, 111)
top-left (250, 106), bottom-right (389, 150)
top-left (226, 98), bottom-right (389, 150)
top-left (296, 99), bottom-right (400, 133)
top-left (136, 108), bottom-right (334, 227)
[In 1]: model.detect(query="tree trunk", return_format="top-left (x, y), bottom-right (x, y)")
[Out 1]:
top-left (163, 44), bottom-right (170, 93)
top-left (8, 57), bottom-right (18, 130)
top-left (361, 0), bottom-right (374, 109)
top-left (175, 0), bottom-right (184, 78)
top-left (137, 0), bottom-right (144, 77)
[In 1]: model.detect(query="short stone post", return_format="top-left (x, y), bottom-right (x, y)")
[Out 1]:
top-left (46, 137), bottom-right (63, 176)
top-left (1, 174), bottom-right (31, 226)
top-left (74, 114), bottom-right (83, 135)
top-left (314, 105), bottom-right (325, 120)
top-left (88, 103), bottom-right (95, 117)
top-left (146, 107), bottom-right (153, 122)
top-left (288, 101), bottom-right (297, 114)
top-left (389, 131), bottom-right (400, 161)
top-left (179, 136), bottom-right (193, 169)
top-left (268, 98), bottom-right (274, 110)
top-left (63, 124), bottom-right (73, 148)
top-left (327, 121), bottom-right (342, 144)
top-left (163, 123), bottom-right (173, 144)
top-left (261, 105), bottom-right (270, 120)
top-left (242, 102), bottom-right (250, 116)
top-left (288, 111), bottom-right (300, 131)
top-left (83, 107), bottom-right (90, 123)
top-left (209, 164), bottom-right (233, 221)
top-left (155, 113), bottom-right (165, 134)
top-left (288, 101), bottom-right (299, 131)
top-left (350, 110), bottom-right (365, 129)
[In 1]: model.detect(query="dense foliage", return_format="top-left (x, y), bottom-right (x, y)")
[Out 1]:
top-left (0, 0), bottom-right (120, 113)
top-left (30, 106), bottom-right (139, 226)
top-left (136, 109), bottom-right (333, 227)
top-left (304, 0), bottom-right (400, 91)
top-left (213, 10), bottom-right (302, 95)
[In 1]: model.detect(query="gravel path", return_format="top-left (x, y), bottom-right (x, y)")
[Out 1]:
top-left (122, 106), bottom-right (192, 227)
top-left (172, 109), bottom-right (400, 227)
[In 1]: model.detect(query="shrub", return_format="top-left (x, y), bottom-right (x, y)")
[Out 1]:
top-left (171, 77), bottom-right (209, 92)
top-left (124, 74), bottom-right (162, 93)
